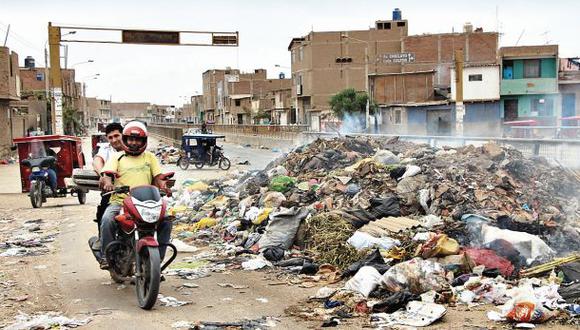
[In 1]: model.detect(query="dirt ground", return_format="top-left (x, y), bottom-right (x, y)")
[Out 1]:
top-left (0, 138), bottom-right (576, 329)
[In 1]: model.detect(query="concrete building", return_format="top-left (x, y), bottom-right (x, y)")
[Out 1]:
top-left (0, 47), bottom-right (21, 156)
top-left (451, 64), bottom-right (501, 136)
top-left (500, 45), bottom-right (559, 125)
top-left (559, 58), bottom-right (580, 119)
top-left (289, 9), bottom-right (499, 131)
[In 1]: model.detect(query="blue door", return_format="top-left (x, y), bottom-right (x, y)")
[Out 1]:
top-left (562, 94), bottom-right (576, 117)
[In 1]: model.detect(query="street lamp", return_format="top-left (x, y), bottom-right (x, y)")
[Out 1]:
top-left (341, 34), bottom-right (371, 132)
top-left (71, 59), bottom-right (94, 68)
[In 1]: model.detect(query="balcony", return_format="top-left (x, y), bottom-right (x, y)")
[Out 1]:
top-left (500, 78), bottom-right (558, 96)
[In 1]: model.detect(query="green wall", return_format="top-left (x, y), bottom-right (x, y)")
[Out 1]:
top-left (501, 94), bottom-right (559, 118)
top-left (509, 58), bottom-right (556, 79)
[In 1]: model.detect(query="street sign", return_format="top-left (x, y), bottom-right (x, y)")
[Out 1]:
top-left (378, 52), bottom-right (416, 64)
top-left (212, 34), bottom-right (238, 45)
top-left (53, 88), bottom-right (64, 135)
top-left (122, 30), bottom-right (180, 45)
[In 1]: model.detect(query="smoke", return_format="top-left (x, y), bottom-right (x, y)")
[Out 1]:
top-left (339, 112), bottom-right (366, 134)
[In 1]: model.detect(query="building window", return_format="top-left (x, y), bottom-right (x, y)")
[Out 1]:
top-left (299, 47), bottom-right (304, 62)
top-left (235, 99), bottom-right (241, 107)
top-left (397, 21), bottom-right (406, 27)
top-left (468, 74), bottom-right (483, 82)
top-left (524, 59), bottom-right (540, 78)
top-left (503, 60), bottom-right (514, 79)
top-left (393, 109), bottom-right (402, 125)
top-left (36, 73), bottom-right (44, 81)
top-left (531, 98), bottom-right (554, 117)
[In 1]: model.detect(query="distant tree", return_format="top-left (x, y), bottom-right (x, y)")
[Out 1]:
top-left (329, 88), bottom-right (376, 119)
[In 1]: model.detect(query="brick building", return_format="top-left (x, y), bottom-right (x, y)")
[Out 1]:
top-left (202, 68), bottom-right (291, 124)
top-left (289, 9), bottom-right (499, 132)
top-left (0, 46), bottom-right (21, 156)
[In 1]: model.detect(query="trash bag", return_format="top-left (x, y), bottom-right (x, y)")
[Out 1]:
top-left (345, 183), bottom-right (361, 196)
top-left (368, 197), bottom-right (400, 219)
top-left (373, 150), bottom-right (400, 165)
top-left (558, 282), bottom-right (580, 303)
top-left (258, 207), bottom-right (309, 251)
top-left (344, 266), bottom-right (382, 297)
top-left (380, 258), bottom-right (450, 295)
top-left (463, 214), bottom-right (554, 265)
top-left (269, 176), bottom-right (297, 193)
top-left (343, 249), bottom-right (390, 278)
top-left (560, 261), bottom-right (580, 283)
top-left (262, 246), bottom-right (285, 262)
top-left (389, 166), bottom-right (407, 180)
top-left (400, 165), bottom-right (421, 179)
top-left (464, 248), bottom-right (515, 278)
top-left (261, 191), bottom-right (286, 208)
top-left (371, 290), bottom-right (420, 313)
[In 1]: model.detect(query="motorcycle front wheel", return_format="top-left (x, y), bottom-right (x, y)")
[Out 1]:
top-left (219, 157), bottom-right (231, 171)
top-left (30, 180), bottom-right (44, 208)
top-left (135, 246), bottom-right (160, 310)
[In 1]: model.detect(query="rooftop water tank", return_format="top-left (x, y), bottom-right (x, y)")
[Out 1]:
top-left (393, 8), bottom-right (402, 20)
top-left (279, 72), bottom-right (286, 79)
top-left (24, 56), bottom-right (35, 69)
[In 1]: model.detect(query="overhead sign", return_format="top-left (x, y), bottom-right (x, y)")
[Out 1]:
top-left (212, 34), bottom-right (238, 45)
top-left (122, 30), bottom-right (180, 45)
top-left (379, 52), bottom-right (416, 64)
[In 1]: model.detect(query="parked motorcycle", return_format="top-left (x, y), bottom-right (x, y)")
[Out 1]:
top-left (88, 174), bottom-right (177, 310)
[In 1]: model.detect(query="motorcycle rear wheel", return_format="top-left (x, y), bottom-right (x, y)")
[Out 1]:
top-left (135, 246), bottom-right (160, 310)
top-left (177, 157), bottom-right (190, 170)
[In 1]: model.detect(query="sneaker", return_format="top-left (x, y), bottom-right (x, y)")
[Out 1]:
top-left (99, 258), bottom-right (110, 270)
top-left (92, 238), bottom-right (102, 250)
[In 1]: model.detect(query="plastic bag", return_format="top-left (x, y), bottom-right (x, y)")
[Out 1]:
top-left (254, 208), bottom-right (272, 225)
top-left (258, 207), bottom-right (309, 251)
top-left (380, 258), bottom-right (450, 295)
top-left (260, 191), bottom-right (286, 208)
top-left (194, 217), bottom-right (217, 231)
top-left (269, 176), bottom-right (296, 193)
top-left (373, 150), bottom-right (400, 165)
top-left (419, 234), bottom-right (459, 258)
top-left (400, 165), bottom-right (421, 180)
top-left (347, 231), bottom-right (400, 251)
top-left (344, 266), bottom-right (382, 297)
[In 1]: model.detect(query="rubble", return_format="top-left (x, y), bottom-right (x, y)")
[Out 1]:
top-left (166, 137), bottom-right (580, 328)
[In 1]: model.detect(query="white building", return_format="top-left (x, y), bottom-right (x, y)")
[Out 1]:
top-left (451, 64), bottom-right (500, 101)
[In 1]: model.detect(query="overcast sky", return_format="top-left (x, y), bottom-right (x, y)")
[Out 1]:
top-left (2, 0), bottom-right (578, 105)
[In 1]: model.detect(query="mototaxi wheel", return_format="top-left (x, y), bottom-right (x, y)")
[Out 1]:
top-left (194, 161), bottom-right (204, 169)
top-left (135, 246), bottom-right (161, 310)
top-left (177, 156), bottom-right (190, 170)
top-left (219, 157), bottom-right (231, 171)
top-left (30, 180), bottom-right (44, 208)
top-left (77, 189), bottom-right (87, 204)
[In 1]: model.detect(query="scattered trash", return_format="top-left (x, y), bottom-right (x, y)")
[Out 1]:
top-left (371, 301), bottom-right (446, 327)
top-left (4, 312), bottom-right (91, 330)
top-left (159, 295), bottom-right (191, 307)
top-left (256, 297), bottom-right (269, 303)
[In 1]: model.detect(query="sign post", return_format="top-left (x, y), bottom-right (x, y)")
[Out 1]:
top-left (378, 52), bottom-right (416, 64)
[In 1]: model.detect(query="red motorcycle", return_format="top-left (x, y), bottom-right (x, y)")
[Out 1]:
top-left (89, 173), bottom-right (177, 310)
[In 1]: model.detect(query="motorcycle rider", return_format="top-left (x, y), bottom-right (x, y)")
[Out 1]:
top-left (98, 120), bottom-right (171, 270)
top-left (92, 122), bottom-right (124, 236)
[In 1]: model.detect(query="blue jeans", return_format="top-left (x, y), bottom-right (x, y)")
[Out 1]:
top-left (100, 204), bottom-right (172, 260)
top-left (29, 169), bottom-right (57, 192)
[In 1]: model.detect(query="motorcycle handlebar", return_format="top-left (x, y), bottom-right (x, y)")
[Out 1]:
top-left (101, 185), bottom-right (130, 197)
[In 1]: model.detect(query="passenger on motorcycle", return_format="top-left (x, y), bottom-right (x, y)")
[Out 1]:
top-left (98, 121), bottom-right (171, 270)
top-left (92, 122), bottom-right (124, 235)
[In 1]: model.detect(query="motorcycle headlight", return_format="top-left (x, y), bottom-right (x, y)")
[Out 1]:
top-left (135, 204), bottom-right (162, 224)
top-left (31, 166), bottom-right (40, 172)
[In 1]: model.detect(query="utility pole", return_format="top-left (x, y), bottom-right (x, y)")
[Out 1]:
top-left (454, 49), bottom-right (464, 136)
top-left (48, 22), bottom-right (64, 135)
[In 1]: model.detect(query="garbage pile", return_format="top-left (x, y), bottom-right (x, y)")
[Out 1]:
top-left (167, 137), bottom-right (580, 327)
